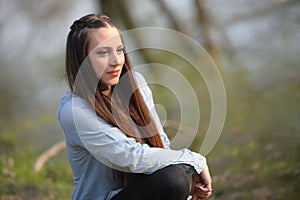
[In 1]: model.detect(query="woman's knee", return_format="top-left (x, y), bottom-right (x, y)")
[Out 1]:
top-left (161, 166), bottom-right (189, 185)
top-left (156, 165), bottom-right (190, 198)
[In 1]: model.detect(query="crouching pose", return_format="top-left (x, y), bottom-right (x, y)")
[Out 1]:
top-left (57, 14), bottom-right (212, 200)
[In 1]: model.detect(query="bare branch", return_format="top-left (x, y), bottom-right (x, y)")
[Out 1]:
top-left (33, 140), bottom-right (66, 173)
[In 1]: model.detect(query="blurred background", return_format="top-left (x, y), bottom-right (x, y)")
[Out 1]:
top-left (0, 0), bottom-right (299, 199)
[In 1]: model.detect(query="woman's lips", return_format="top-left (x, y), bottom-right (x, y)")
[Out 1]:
top-left (107, 70), bottom-right (120, 77)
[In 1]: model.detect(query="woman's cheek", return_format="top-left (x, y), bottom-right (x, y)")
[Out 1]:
top-left (95, 65), bottom-right (106, 78)
top-left (91, 58), bottom-right (108, 78)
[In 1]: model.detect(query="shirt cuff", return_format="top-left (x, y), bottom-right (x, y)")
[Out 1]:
top-left (177, 163), bottom-right (197, 175)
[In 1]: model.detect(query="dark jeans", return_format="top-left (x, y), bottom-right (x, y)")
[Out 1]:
top-left (111, 165), bottom-right (190, 200)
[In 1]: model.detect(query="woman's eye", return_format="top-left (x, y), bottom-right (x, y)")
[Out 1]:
top-left (97, 51), bottom-right (109, 56)
top-left (116, 48), bottom-right (124, 54)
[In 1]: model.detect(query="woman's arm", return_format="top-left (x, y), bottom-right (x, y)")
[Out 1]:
top-left (191, 165), bottom-right (212, 200)
top-left (62, 94), bottom-right (206, 175)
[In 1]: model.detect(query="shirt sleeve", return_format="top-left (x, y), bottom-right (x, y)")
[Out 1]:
top-left (70, 94), bottom-right (206, 175)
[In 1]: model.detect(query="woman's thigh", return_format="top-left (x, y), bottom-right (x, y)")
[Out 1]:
top-left (111, 165), bottom-right (190, 200)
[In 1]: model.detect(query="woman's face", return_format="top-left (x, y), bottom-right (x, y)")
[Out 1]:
top-left (88, 26), bottom-right (125, 88)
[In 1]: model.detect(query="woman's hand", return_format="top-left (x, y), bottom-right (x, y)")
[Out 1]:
top-left (190, 165), bottom-right (212, 200)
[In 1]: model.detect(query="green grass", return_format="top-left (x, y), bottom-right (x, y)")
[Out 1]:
top-left (0, 145), bottom-right (73, 199)
top-left (205, 79), bottom-right (300, 199)
top-left (0, 123), bottom-right (73, 200)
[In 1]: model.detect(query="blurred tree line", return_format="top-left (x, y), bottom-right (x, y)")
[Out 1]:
top-left (0, 0), bottom-right (299, 199)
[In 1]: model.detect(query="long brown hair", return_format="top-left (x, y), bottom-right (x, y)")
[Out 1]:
top-left (65, 14), bottom-right (164, 184)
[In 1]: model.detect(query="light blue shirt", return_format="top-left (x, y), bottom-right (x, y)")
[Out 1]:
top-left (57, 72), bottom-right (206, 200)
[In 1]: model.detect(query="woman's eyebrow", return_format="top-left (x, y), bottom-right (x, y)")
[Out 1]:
top-left (94, 46), bottom-right (111, 51)
top-left (94, 44), bottom-right (123, 51)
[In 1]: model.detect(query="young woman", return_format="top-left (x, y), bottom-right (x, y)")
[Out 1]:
top-left (57, 14), bottom-right (212, 200)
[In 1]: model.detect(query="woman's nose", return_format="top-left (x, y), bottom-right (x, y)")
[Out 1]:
top-left (110, 52), bottom-right (123, 66)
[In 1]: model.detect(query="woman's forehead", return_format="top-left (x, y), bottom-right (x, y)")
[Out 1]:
top-left (88, 27), bottom-right (122, 50)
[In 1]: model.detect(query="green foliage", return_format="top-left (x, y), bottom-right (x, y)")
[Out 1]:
top-left (0, 145), bottom-right (73, 199)
top-left (205, 70), bottom-right (300, 199)
top-left (0, 118), bottom-right (73, 199)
